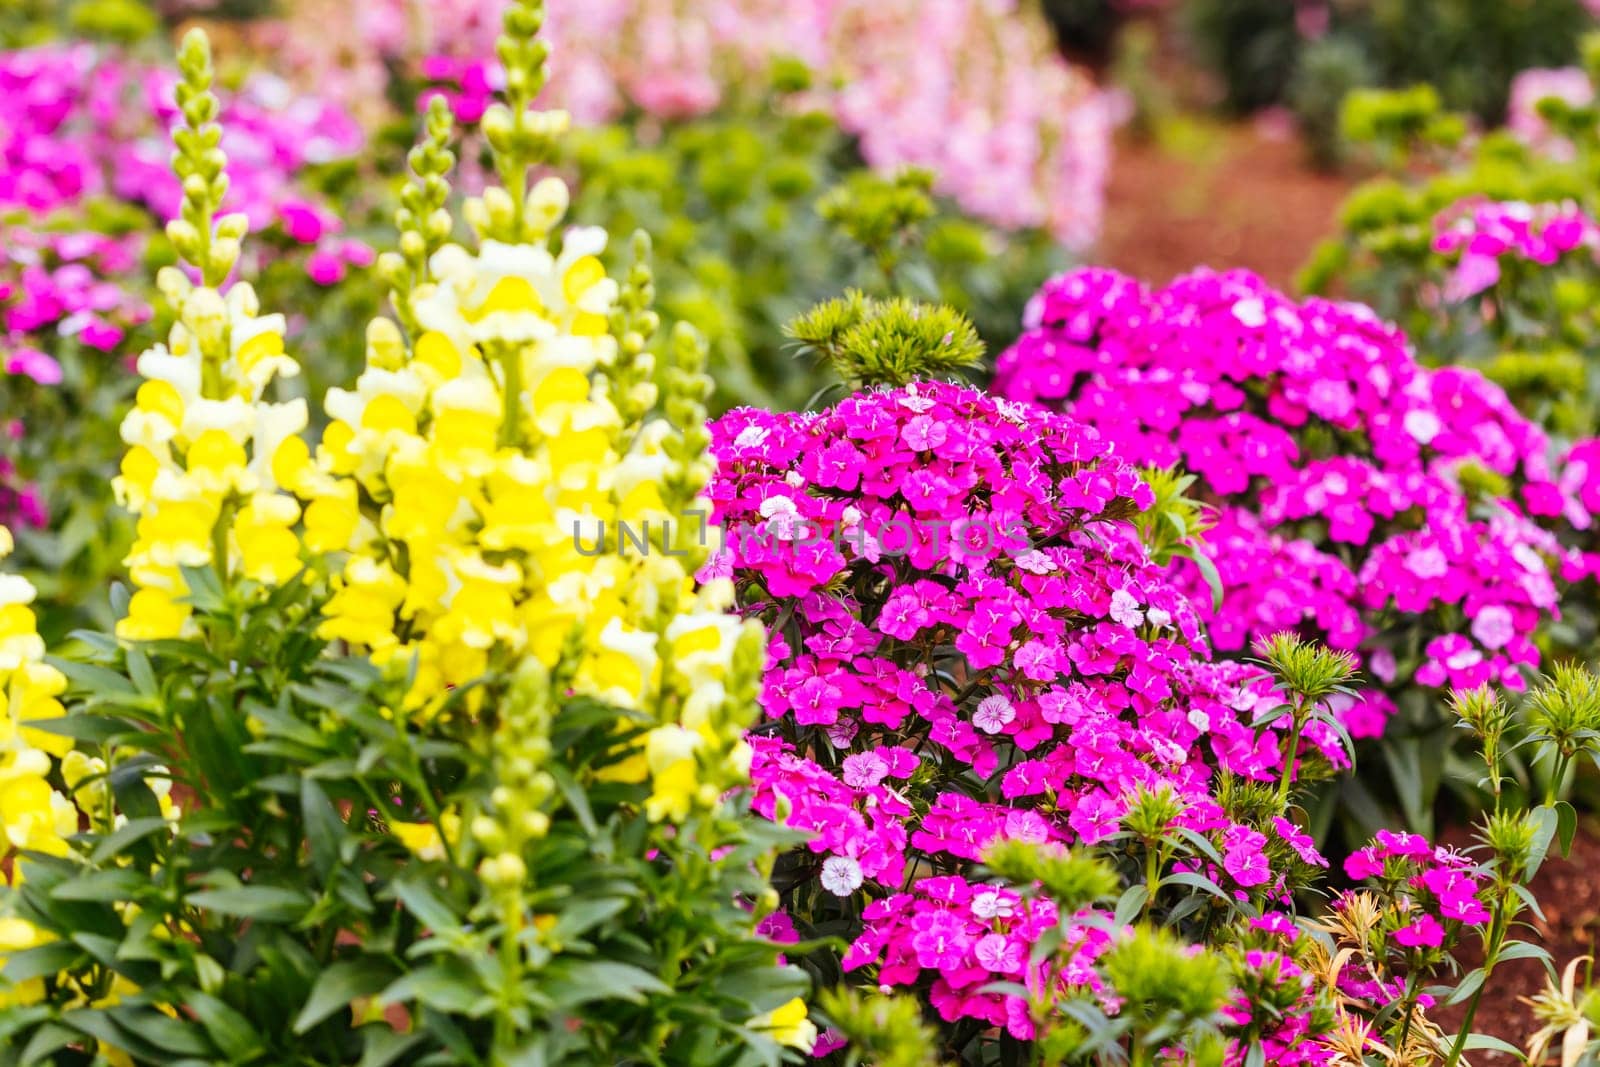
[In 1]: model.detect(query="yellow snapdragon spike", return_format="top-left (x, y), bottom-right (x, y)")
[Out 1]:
top-left (116, 273), bottom-right (311, 640)
top-left (302, 124), bottom-right (758, 824)
top-left (0, 535), bottom-right (83, 866)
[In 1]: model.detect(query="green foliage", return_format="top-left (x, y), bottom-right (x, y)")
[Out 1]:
top-left (1183, 0), bottom-right (1587, 160)
top-left (1359, 0), bottom-right (1591, 123)
top-left (1307, 77), bottom-right (1600, 439)
top-left (1100, 925), bottom-right (1232, 1033)
top-left (562, 89), bottom-right (1065, 411)
top-left (815, 988), bottom-right (940, 1067)
top-left (1, 573), bottom-right (808, 1066)
top-left (1338, 84), bottom-right (1464, 161)
top-left (784, 291), bottom-right (985, 392)
top-left (1182, 0), bottom-right (1302, 114)
top-left (0, 0), bottom-right (157, 46)
top-left (1288, 34), bottom-right (1376, 169)
top-left (981, 841), bottom-right (1119, 914)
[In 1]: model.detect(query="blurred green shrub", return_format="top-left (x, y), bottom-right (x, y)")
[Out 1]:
top-left (1182, 0), bottom-right (1592, 162)
top-left (1289, 33), bottom-right (1376, 168)
top-left (562, 88), bottom-right (1067, 412)
top-left (1303, 69), bottom-right (1600, 415)
top-left (2, 0), bottom-right (157, 46)
top-left (1182, 0), bottom-right (1302, 113)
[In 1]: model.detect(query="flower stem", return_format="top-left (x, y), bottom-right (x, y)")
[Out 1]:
top-left (1276, 698), bottom-right (1307, 805)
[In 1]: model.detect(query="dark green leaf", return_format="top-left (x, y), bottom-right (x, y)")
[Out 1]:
top-left (185, 885), bottom-right (311, 923)
top-left (294, 959), bottom-right (397, 1034)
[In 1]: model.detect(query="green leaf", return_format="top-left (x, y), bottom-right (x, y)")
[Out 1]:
top-left (126, 646), bottom-right (157, 697)
top-left (107, 1006), bottom-right (213, 1057)
top-left (19, 1022), bottom-right (78, 1066)
top-left (1443, 967), bottom-right (1484, 1006)
top-left (4, 942), bottom-right (86, 984)
top-left (49, 868), bottom-right (147, 903)
top-left (1556, 800), bottom-right (1578, 859)
top-left (20, 714), bottom-right (136, 745)
top-left (294, 960), bottom-right (397, 1034)
top-left (48, 657), bottom-right (139, 700)
top-left (300, 778), bottom-right (344, 882)
top-left (380, 959), bottom-right (485, 1014)
top-left (1163, 871), bottom-right (1236, 909)
top-left (1458, 1033), bottom-right (1524, 1055)
top-left (1528, 803), bottom-right (1559, 879)
top-left (546, 897), bottom-right (629, 943)
top-left (1113, 884), bottom-right (1148, 927)
top-left (391, 877), bottom-right (464, 937)
top-left (547, 960), bottom-right (671, 1008)
top-left (88, 816), bottom-right (170, 864)
top-left (1496, 940), bottom-right (1551, 965)
top-left (1381, 738), bottom-right (1436, 838)
top-left (358, 1028), bottom-right (426, 1067)
top-left (187, 991), bottom-right (265, 1062)
top-left (186, 885), bottom-right (311, 923)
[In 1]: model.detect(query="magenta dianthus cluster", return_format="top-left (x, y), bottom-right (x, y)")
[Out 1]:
top-left (1432, 197), bottom-right (1599, 302)
top-left (709, 381), bottom-right (1337, 1050)
top-left (995, 267), bottom-right (1577, 731)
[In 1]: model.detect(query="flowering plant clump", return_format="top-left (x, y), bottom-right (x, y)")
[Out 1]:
top-left (0, 7), bottom-right (814, 1063)
top-left (994, 266), bottom-right (1579, 837)
top-left (0, 39), bottom-right (376, 637)
top-left (1306, 69), bottom-right (1600, 669)
top-left (708, 378), bottom-right (1366, 1060)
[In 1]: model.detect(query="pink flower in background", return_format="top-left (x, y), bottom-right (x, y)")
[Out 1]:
top-left (0, 43), bottom-right (365, 532)
top-left (307, 0), bottom-right (1111, 249)
top-left (1508, 66), bottom-right (1594, 158)
top-left (1434, 199), bottom-right (1600, 302)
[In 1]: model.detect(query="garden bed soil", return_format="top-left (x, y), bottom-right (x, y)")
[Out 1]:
top-left (1096, 119), bottom-right (1358, 290)
top-left (1434, 821), bottom-right (1600, 1062)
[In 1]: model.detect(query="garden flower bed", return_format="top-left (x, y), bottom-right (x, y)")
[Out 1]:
top-left (7, 1), bottom-right (1600, 1065)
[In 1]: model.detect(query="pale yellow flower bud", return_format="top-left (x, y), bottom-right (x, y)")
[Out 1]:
top-left (215, 213), bottom-right (250, 241)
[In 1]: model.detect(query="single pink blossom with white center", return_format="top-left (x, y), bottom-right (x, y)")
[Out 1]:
top-left (734, 424), bottom-right (769, 449)
top-left (820, 855), bottom-right (863, 896)
top-left (1470, 605), bottom-right (1515, 650)
top-left (1403, 409), bottom-right (1442, 444)
top-left (1404, 546), bottom-right (1449, 580)
top-left (974, 933), bottom-right (1023, 973)
top-left (1231, 297), bottom-right (1266, 327)
top-left (841, 751), bottom-right (889, 789)
top-left (1108, 589), bottom-right (1144, 627)
top-left (1013, 549), bottom-right (1055, 574)
top-left (824, 718), bottom-right (858, 748)
top-left (971, 888), bottom-right (1014, 920)
top-left (972, 695), bottom-right (1016, 734)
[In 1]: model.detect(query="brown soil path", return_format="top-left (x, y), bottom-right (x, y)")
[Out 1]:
top-left (1095, 119), bottom-right (1359, 289)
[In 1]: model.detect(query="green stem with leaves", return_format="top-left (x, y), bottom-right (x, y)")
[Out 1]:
top-left (1443, 903), bottom-right (1509, 1067)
